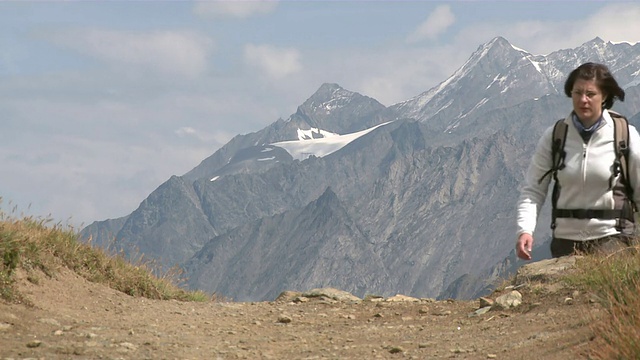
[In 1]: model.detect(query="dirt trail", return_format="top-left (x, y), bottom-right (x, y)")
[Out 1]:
top-left (1, 268), bottom-right (598, 359)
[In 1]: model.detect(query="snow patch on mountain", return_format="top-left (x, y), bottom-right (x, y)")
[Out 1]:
top-left (272, 122), bottom-right (393, 161)
top-left (486, 74), bottom-right (507, 89)
top-left (297, 127), bottom-right (340, 140)
top-left (625, 69), bottom-right (640, 88)
top-left (611, 40), bottom-right (640, 45)
top-left (528, 58), bottom-right (544, 73)
top-left (459, 98), bottom-right (489, 119)
top-left (433, 99), bottom-right (453, 117)
top-left (320, 95), bottom-right (350, 113)
top-left (510, 44), bottom-right (529, 54)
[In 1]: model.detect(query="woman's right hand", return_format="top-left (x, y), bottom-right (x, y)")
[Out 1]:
top-left (516, 233), bottom-right (534, 260)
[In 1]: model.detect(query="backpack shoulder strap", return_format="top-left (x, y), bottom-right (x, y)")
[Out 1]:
top-left (610, 111), bottom-right (635, 209)
top-left (610, 111), bottom-right (629, 166)
top-left (543, 118), bottom-right (569, 230)
top-left (538, 119), bottom-right (568, 184)
top-left (552, 119), bottom-right (569, 172)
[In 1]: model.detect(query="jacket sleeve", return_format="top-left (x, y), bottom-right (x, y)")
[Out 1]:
top-left (626, 124), bottom-right (640, 206)
top-left (516, 125), bottom-right (554, 237)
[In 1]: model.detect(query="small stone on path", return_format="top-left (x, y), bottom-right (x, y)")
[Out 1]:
top-left (26, 340), bottom-right (42, 348)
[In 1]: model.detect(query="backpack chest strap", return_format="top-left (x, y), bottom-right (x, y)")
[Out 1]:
top-left (553, 208), bottom-right (626, 220)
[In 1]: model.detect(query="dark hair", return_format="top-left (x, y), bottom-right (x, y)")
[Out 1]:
top-left (563, 62), bottom-right (625, 109)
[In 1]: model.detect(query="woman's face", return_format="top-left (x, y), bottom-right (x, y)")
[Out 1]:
top-left (571, 78), bottom-right (605, 124)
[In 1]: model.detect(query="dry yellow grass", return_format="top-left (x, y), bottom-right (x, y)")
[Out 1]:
top-left (562, 246), bottom-right (640, 359)
top-left (0, 207), bottom-right (210, 304)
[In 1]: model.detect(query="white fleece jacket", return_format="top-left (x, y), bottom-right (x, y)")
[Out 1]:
top-left (517, 109), bottom-right (640, 241)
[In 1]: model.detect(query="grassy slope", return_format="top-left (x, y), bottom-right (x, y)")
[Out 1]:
top-left (0, 211), bottom-right (210, 304)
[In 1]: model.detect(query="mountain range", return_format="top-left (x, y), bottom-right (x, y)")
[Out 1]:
top-left (81, 36), bottom-right (640, 301)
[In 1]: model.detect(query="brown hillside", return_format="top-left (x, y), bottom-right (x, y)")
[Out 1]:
top-left (1, 259), bottom-right (598, 360)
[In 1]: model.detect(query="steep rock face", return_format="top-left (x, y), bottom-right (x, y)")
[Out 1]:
top-left (185, 187), bottom-right (388, 301)
top-left (632, 112), bottom-right (640, 126)
top-left (81, 37), bottom-right (640, 301)
top-left (108, 176), bottom-right (216, 268)
top-left (352, 129), bottom-right (528, 297)
top-left (620, 85), bottom-right (640, 118)
top-left (184, 121), bottom-right (531, 300)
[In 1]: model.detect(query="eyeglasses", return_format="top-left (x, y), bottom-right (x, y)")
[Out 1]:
top-left (571, 90), bottom-right (601, 99)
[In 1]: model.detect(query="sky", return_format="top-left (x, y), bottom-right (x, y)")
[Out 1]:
top-left (2, 1), bottom-right (640, 228)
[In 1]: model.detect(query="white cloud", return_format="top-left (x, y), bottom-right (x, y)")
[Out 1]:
top-left (43, 29), bottom-right (214, 78)
top-left (451, 3), bottom-right (640, 56)
top-left (243, 43), bottom-right (303, 79)
top-left (193, 0), bottom-right (278, 19)
top-left (176, 126), bottom-right (198, 137)
top-left (406, 5), bottom-right (455, 43)
top-left (175, 126), bottom-right (232, 144)
top-left (582, 4), bottom-right (640, 45)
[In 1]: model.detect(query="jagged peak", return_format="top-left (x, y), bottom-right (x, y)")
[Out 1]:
top-left (306, 83), bottom-right (355, 103)
top-left (393, 36), bottom-right (526, 110)
top-left (250, 186), bottom-right (345, 235)
top-left (297, 83), bottom-right (364, 118)
top-left (585, 36), bottom-right (605, 45)
top-left (471, 36), bottom-right (522, 59)
top-left (464, 36), bottom-right (521, 60)
top-left (576, 37), bottom-right (608, 52)
top-left (300, 186), bottom-right (345, 222)
top-left (316, 186), bottom-right (338, 204)
top-left (485, 36), bottom-right (511, 48)
top-left (317, 82), bottom-right (344, 93)
top-left (287, 83), bottom-right (353, 124)
top-left (443, 36), bottom-right (525, 85)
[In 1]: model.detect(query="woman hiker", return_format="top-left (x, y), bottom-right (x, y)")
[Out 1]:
top-left (516, 62), bottom-right (640, 260)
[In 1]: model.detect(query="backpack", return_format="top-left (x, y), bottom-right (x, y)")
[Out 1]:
top-left (538, 111), bottom-right (636, 231)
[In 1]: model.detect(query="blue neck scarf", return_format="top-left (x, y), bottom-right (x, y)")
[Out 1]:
top-left (572, 112), bottom-right (604, 142)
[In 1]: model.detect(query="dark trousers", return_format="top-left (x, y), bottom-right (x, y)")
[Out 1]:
top-left (550, 235), bottom-right (635, 258)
